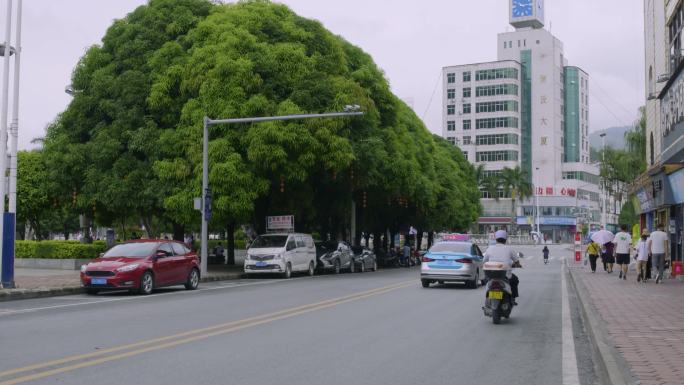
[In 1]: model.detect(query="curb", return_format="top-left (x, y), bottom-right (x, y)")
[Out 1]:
top-left (0, 272), bottom-right (247, 302)
top-left (0, 286), bottom-right (84, 302)
top-left (566, 267), bottom-right (636, 385)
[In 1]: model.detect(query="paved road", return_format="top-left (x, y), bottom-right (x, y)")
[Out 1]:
top-left (0, 245), bottom-right (586, 385)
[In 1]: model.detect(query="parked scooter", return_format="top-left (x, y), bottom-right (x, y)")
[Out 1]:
top-left (482, 254), bottom-right (522, 325)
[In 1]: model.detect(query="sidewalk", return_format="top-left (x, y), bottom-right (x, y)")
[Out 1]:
top-left (0, 263), bottom-right (246, 301)
top-left (569, 260), bottom-right (684, 385)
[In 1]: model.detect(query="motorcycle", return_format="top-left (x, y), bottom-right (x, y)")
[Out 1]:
top-left (482, 254), bottom-right (522, 325)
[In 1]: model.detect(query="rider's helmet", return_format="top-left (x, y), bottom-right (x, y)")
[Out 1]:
top-left (495, 230), bottom-right (507, 243)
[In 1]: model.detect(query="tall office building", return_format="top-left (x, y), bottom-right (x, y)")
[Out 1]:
top-left (442, 0), bottom-right (600, 242)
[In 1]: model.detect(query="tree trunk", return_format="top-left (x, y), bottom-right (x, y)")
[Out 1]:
top-left (416, 230), bottom-right (424, 251)
top-left (427, 231), bottom-right (434, 249)
top-left (227, 222), bottom-right (235, 265)
top-left (172, 222), bottom-right (184, 242)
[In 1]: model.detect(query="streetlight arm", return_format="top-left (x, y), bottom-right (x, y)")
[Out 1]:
top-left (209, 111), bottom-right (363, 125)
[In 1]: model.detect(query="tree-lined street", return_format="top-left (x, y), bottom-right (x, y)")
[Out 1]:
top-left (1, 245), bottom-right (579, 385)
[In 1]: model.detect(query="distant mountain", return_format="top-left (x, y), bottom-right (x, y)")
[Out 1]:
top-left (588, 126), bottom-right (631, 150)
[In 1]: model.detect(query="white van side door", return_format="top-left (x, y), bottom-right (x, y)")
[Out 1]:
top-left (295, 236), bottom-right (307, 271)
top-left (284, 236), bottom-right (297, 270)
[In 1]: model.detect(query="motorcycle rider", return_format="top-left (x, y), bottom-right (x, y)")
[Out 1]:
top-left (483, 230), bottom-right (521, 305)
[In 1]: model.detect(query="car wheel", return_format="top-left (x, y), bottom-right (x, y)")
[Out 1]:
top-left (359, 261), bottom-right (365, 273)
top-left (307, 261), bottom-right (315, 277)
top-left (185, 268), bottom-right (200, 290)
top-left (85, 289), bottom-right (99, 295)
top-left (283, 263), bottom-right (292, 279)
top-left (421, 279), bottom-right (430, 288)
top-left (139, 271), bottom-right (154, 295)
top-left (334, 259), bottom-right (341, 274)
top-left (372, 260), bottom-right (378, 272)
top-left (349, 260), bottom-right (355, 273)
top-left (467, 271), bottom-right (479, 289)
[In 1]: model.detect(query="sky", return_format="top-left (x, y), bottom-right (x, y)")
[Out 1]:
top-left (1, 0), bottom-right (645, 151)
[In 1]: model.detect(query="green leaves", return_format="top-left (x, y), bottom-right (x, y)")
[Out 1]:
top-left (39, 0), bottom-right (481, 239)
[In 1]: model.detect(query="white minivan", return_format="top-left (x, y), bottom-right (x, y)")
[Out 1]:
top-left (244, 233), bottom-right (317, 278)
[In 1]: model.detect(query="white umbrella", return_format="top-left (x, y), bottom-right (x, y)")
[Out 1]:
top-left (591, 230), bottom-right (614, 245)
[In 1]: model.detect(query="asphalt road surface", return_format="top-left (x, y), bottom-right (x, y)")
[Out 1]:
top-left (0, 244), bottom-right (592, 385)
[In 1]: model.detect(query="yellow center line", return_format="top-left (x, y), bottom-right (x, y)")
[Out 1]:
top-left (0, 280), bottom-right (414, 385)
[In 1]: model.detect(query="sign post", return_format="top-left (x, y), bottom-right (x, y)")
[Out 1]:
top-left (574, 232), bottom-right (582, 265)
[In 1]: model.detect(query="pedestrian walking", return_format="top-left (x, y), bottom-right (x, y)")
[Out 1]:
top-left (648, 224), bottom-right (670, 284)
top-left (403, 242), bottom-right (411, 268)
top-left (214, 242), bottom-right (225, 264)
top-left (635, 231), bottom-right (649, 283)
top-left (614, 224), bottom-right (632, 280)
top-left (587, 240), bottom-right (600, 273)
top-left (602, 241), bottom-right (615, 273)
top-left (542, 246), bottom-right (550, 264)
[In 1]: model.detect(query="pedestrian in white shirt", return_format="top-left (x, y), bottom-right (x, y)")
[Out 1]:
top-left (648, 224), bottom-right (670, 284)
top-left (635, 231), bottom-right (649, 283)
top-left (614, 224), bottom-right (632, 281)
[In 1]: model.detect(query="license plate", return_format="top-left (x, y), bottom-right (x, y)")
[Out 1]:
top-left (91, 278), bottom-right (107, 285)
top-left (488, 291), bottom-right (503, 300)
top-left (255, 261), bottom-right (267, 267)
top-left (438, 260), bottom-right (453, 265)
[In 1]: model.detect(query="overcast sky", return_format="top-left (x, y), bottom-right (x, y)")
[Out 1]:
top-left (1, 0), bottom-right (644, 150)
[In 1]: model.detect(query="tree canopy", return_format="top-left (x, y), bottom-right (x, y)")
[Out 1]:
top-left (34, 0), bottom-right (481, 245)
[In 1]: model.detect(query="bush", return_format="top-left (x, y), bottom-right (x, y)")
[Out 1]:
top-left (16, 241), bottom-right (108, 259)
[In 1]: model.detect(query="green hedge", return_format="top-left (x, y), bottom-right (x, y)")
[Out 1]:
top-left (16, 241), bottom-right (108, 259)
top-left (15, 239), bottom-right (246, 259)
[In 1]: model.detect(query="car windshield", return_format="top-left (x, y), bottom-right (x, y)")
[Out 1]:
top-left (102, 242), bottom-right (159, 258)
top-left (429, 243), bottom-right (471, 254)
top-left (251, 235), bottom-right (288, 248)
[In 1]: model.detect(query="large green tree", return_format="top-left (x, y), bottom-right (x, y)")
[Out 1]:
top-left (41, 0), bottom-right (481, 253)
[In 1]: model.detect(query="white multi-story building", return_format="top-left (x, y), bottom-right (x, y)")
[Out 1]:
top-left (635, 0), bottom-right (684, 262)
top-left (442, 0), bottom-right (600, 242)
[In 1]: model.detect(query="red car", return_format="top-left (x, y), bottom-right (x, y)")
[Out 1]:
top-left (80, 240), bottom-right (200, 295)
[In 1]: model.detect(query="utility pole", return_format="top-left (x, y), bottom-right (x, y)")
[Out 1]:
top-left (599, 133), bottom-right (607, 228)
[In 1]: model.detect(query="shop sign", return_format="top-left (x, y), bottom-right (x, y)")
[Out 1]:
top-left (266, 215), bottom-right (294, 231)
top-left (636, 188), bottom-right (654, 212)
top-left (668, 168), bottom-right (684, 204)
top-left (516, 216), bottom-right (577, 226)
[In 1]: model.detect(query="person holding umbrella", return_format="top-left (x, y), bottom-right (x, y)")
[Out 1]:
top-left (592, 227), bottom-right (615, 273)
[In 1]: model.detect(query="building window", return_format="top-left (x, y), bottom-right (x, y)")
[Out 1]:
top-left (475, 134), bottom-right (519, 146)
top-left (447, 89), bottom-right (455, 99)
top-left (447, 121), bottom-right (455, 131)
top-left (463, 88), bottom-right (471, 98)
top-left (447, 73), bottom-right (455, 84)
top-left (463, 120), bottom-right (471, 130)
top-left (447, 137), bottom-right (456, 145)
top-left (463, 136), bottom-right (472, 145)
top-left (476, 150), bottom-right (519, 162)
top-left (463, 72), bottom-right (471, 82)
top-left (476, 117), bottom-right (519, 129)
top-left (475, 68), bottom-right (518, 81)
top-left (447, 105), bottom-right (455, 115)
top-left (476, 101), bottom-right (518, 113)
top-left (476, 84), bottom-right (519, 97)
top-left (463, 104), bottom-right (471, 114)
top-left (463, 151), bottom-right (468, 160)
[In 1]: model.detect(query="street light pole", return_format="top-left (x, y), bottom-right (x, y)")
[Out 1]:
top-left (0, 0), bottom-right (13, 288)
top-left (599, 133), bottom-right (607, 228)
top-left (9, 0), bottom-right (22, 215)
top-left (200, 107), bottom-right (363, 277)
top-left (535, 166), bottom-right (540, 236)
